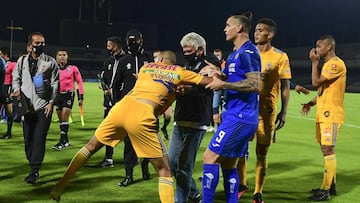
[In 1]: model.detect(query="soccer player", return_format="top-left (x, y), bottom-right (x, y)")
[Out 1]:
top-left (201, 12), bottom-right (261, 203)
top-left (236, 18), bottom-right (292, 203)
top-left (49, 50), bottom-right (217, 203)
top-left (52, 49), bottom-right (84, 150)
top-left (302, 35), bottom-right (346, 201)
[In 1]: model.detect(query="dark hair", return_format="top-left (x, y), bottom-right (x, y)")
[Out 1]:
top-left (107, 36), bottom-right (122, 48)
top-left (214, 48), bottom-right (222, 53)
top-left (231, 11), bottom-right (253, 33)
top-left (56, 48), bottom-right (68, 54)
top-left (258, 18), bottom-right (277, 34)
top-left (0, 47), bottom-right (10, 56)
top-left (318, 35), bottom-right (336, 49)
top-left (27, 32), bottom-right (44, 43)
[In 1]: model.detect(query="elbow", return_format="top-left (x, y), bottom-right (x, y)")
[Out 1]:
top-left (311, 81), bottom-right (320, 88)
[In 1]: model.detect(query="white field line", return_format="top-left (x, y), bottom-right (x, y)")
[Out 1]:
top-left (288, 114), bottom-right (360, 129)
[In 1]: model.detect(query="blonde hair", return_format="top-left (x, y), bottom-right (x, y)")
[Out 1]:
top-left (160, 50), bottom-right (176, 65)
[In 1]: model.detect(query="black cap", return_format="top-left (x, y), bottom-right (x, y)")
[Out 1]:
top-left (126, 29), bottom-right (143, 40)
top-left (107, 36), bottom-right (122, 48)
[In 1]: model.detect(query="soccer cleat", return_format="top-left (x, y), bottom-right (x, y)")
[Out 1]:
top-left (238, 184), bottom-right (249, 199)
top-left (97, 159), bottom-right (114, 168)
top-left (118, 176), bottom-right (133, 187)
top-left (206, 126), bottom-right (215, 132)
top-left (189, 193), bottom-right (202, 203)
top-left (308, 189), bottom-right (330, 201)
top-left (141, 160), bottom-right (150, 180)
top-left (52, 142), bottom-right (71, 151)
top-left (311, 184), bottom-right (337, 195)
top-left (1, 132), bottom-right (12, 139)
top-left (253, 193), bottom-right (264, 203)
top-left (25, 171), bottom-right (39, 185)
top-left (161, 126), bottom-right (169, 140)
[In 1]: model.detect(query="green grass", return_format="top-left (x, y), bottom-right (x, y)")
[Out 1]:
top-left (1, 82), bottom-right (360, 202)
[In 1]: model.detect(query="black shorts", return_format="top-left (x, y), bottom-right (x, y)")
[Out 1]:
top-left (3, 85), bottom-right (12, 104)
top-left (55, 91), bottom-right (75, 110)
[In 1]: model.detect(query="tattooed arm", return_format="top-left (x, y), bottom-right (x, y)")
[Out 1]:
top-left (206, 71), bottom-right (260, 92)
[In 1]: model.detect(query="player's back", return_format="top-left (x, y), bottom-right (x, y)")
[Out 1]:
top-left (129, 62), bottom-right (203, 106)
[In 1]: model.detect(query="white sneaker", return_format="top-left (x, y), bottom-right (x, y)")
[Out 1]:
top-left (206, 126), bottom-right (215, 132)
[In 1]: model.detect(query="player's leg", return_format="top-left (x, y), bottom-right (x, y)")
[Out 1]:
top-left (50, 135), bottom-right (104, 201)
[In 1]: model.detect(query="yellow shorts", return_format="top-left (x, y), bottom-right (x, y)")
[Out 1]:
top-left (95, 96), bottom-right (167, 158)
top-left (254, 105), bottom-right (276, 145)
top-left (316, 122), bottom-right (342, 146)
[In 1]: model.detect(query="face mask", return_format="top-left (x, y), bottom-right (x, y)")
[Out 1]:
top-left (32, 45), bottom-right (44, 55)
top-left (107, 48), bottom-right (114, 56)
top-left (128, 43), bottom-right (141, 54)
top-left (183, 52), bottom-right (197, 65)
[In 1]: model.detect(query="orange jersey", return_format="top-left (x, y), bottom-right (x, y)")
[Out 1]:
top-left (128, 62), bottom-right (204, 109)
top-left (316, 57), bottom-right (346, 123)
top-left (259, 47), bottom-right (292, 109)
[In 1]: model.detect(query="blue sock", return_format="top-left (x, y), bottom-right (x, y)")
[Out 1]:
top-left (222, 168), bottom-right (239, 203)
top-left (202, 164), bottom-right (220, 203)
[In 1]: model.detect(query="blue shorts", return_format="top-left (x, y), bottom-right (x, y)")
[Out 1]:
top-left (208, 113), bottom-right (258, 158)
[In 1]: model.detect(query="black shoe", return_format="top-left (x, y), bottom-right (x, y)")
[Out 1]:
top-left (311, 184), bottom-right (337, 195)
top-left (161, 127), bottom-right (169, 140)
top-left (253, 193), bottom-right (264, 203)
top-left (25, 171), bottom-right (39, 185)
top-left (52, 142), bottom-right (70, 151)
top-left (141, 160), bottom-right (150, 180)
top-left (1, 132), bottom-right (11, 139)
top-left (97, 159), bottom-right (114, 168)
top-left (238, 184), bottom-right (249, 199)
top-left (189, 193), bottom-right (202, 203)
top-left (308, 189), bottom-right (330, 201)
top-left (118, 176), bottom-right (133, 187)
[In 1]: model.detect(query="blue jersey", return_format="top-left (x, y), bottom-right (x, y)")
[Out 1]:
top-left (223, 41), bottom-right (261, 124)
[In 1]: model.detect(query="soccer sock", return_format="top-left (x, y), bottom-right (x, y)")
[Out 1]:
top-left (51, 147), bottom-right (92, 195)
top-left (254, 154), bottom-right (267, 194)
top-left (237, 157), bottom-right (247, 186)
top-left (222, 168), bottom-right (239, 203)
top-left (321, 154), bottom-right (336, 190)
top-left (202, 164), bottom-right (220, 203)
top-left (158, 177), bottom-right (174, 203)
top-left (6, 117), bottom-right (12, 134)
top-left (60, 122), bottom-right (69, 143)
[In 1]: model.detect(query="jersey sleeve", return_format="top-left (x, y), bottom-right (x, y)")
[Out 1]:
top-left (240, 50), bottom-right (261, 73)
top-left (278, 53), bottom-right (292, 79)
top-left (321, 60), bottom-right (345, 80)
top-left (73, 66), bottom-right (85, 94)
top-left (180, 68), bottom-right (204, 85)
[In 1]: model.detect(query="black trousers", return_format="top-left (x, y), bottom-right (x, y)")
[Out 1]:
top-left (104, 106), bottom-right (114, 159)
top-left (124, 136), bottom-right (139, 177)
top-left (23, 109), bottom-right (52, 172)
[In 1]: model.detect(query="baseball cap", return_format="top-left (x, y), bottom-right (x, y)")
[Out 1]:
top-left (126, 29), bottom-right (143, 40)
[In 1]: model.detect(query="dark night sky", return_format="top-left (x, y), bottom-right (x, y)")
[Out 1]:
top-left (1, 0), bottom-right (360, 52)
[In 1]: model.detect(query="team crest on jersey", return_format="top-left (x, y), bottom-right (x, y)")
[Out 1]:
top-left (265, 62), bottom-right (272, 71)
top-left (67, 100), bottom-right (72, 105)
top-left (331, 64), bottom-right (337, 71)
top-left (324, 111), bottom-right (330, 117)
top-left (228, 63), bottom-right (236, 72)
top-left (66, 67), bottom-right (71, 72)
top-left (126, 63), bottom-right (131, 70)
top-left (107, 64), bottom-right (112, 70)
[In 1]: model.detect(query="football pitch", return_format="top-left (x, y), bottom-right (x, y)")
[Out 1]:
top-left (0, 82), bottom-right (359, 203)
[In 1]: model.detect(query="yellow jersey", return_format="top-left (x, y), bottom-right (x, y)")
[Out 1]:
top-left (128, 62), bottom-right (204, 111)
top-left (316, 56), bottom-right (346, 123)
top-left (259, 47), bottom-right (292, 108)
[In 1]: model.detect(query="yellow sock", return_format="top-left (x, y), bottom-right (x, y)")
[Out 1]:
top-left (237, 157), bottom-right (247, 186)
top-left (254, 155), bottom-right (267, 194)
top-left (321, 154), bottom-right (336, 190)
top-left (158, 177), bottom-right (174, 203)
top-left (51, 147), bottom-right (91, 196)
